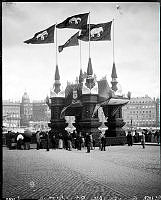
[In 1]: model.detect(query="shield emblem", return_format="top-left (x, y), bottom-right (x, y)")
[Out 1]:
top-left (73, 90), bottom-right (77, 99)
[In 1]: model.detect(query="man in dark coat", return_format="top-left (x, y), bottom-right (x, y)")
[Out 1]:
top-left (85, 132), bottom-right (91, 153)
top-left (23, 135), bottom-right (31, 150)
top-left (101, 135), bottom-right (106, 151)
top-left (51, 134), bottom-right (56, 149)
top-left (64, 130), bottom-right (69, 150)
top-left (77, 132), bottom-right (82, 150)
top-left (72, 130), bottom-right (77, 149)
top-left (36, 131), bottom-right (41, 150)
top-left (127, 131), bottom-right (133, 146)
top-left (45, 131), bottom-right (50, 151)
top-left (6, 131), bottom-right (12, 149)
top-left (67, 132), bottom-right (72, 151)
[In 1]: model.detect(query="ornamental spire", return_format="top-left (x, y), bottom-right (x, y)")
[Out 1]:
top-left (111, 62), bottom-right (118, 92)
top-left (111, 62), bottom-right (117, 78)
top-left (85, 57), bottom-right (95, 90)
top-left (54, 65), bottom-right (61, 94)
top-left (55, 64), bottom-right (60, 80)
top-left (79, 68), bottom-right (84, 84)
top-left (87, 57), bottom-right (93, 76)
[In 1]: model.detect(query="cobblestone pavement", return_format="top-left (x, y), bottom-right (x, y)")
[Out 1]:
top-left (2, 145), bottom-right (161, 200)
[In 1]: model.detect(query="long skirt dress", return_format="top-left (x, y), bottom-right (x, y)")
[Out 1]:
top-left (59, 139), bottom-right (63, 149)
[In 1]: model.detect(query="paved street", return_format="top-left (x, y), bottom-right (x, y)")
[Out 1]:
top-left (2, 145), bottom-right (161, 200)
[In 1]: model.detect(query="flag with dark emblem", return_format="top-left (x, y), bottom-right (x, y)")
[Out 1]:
top-left (24, 24), bottom-right (55, 44)
top-left (57, 13), bottom-right (89, 29)
top-left (58, 32), bottom-right (79, 53)
top-left (78, 21), bottom-right (112, 41)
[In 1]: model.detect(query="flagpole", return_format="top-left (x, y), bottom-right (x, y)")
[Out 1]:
top-left (88, 12), bottom-right (91, 58)
top-left (80, 39), bottom-right (82, 69)
top-left (55, 23), bottom-right (58, 66)
top-left (112, 18), bottom-right (115, 63)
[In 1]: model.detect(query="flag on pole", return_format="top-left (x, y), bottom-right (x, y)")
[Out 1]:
top-left (78, 21), bottom-right (112, 41)
top-left (57, 13), bottom-right (89, 29)
top-left (24, 24), bottom-right (55, 44)
top-left (58, 32), bottom-right (79, 53)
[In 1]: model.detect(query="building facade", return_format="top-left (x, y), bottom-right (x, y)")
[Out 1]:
top-left (3, 92), bottom-right (51, 131)
top-left (122, 95), bottom-right (160, 128)
top-left (20, 92), bottom-right (32, 127)
top-left (32, 100), bottom-right (50, 122)
top-left (3, 100), bottom-right (21, 129)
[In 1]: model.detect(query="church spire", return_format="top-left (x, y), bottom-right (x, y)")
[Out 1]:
top-left (111, 62), bottom-right (118, 92)
top-left (54, 65), bottom-right (61, 94)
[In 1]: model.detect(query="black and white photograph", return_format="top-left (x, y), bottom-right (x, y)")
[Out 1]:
top-left (2, 2), bottom-right (160, 200)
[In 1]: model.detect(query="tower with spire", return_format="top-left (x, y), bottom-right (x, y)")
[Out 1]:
top-left (47, 65), bottom-right (67, 138)
top-left (20, 91), bottom-right (32, 127)
top-left (73, 58), bottom-right (101, 144)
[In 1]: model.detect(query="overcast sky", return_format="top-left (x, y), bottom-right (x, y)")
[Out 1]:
top-left (2, 2), bottom-right (160, 101)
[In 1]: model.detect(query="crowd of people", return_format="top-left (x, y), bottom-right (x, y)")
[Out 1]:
top-left (35, 129), bottom-right (107, 153)
top-left (5, 128), bottom-right (160, 151)
top-left (127, 129), bottom-right (160, 148)
top-left (5, 129), bottom-right (108, 153)
top-left (5, 131), bottom-right (32, 150)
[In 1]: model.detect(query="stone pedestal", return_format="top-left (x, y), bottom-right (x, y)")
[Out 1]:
top-left (74, 94), bottom-right (101, 144)
top-left (48, 97), bottom-right (68, 137)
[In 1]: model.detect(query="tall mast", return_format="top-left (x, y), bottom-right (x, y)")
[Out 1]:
top-left (88, 12), bottom-right (91, 58)
top-left (55, 23), bottom-right (58, 66)
top-left (111, 18), bottom-right (118, 92)
top-left (80, 39), bottom-right (82, 69)
top-left (112, 18), bottom-right (115, 63)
